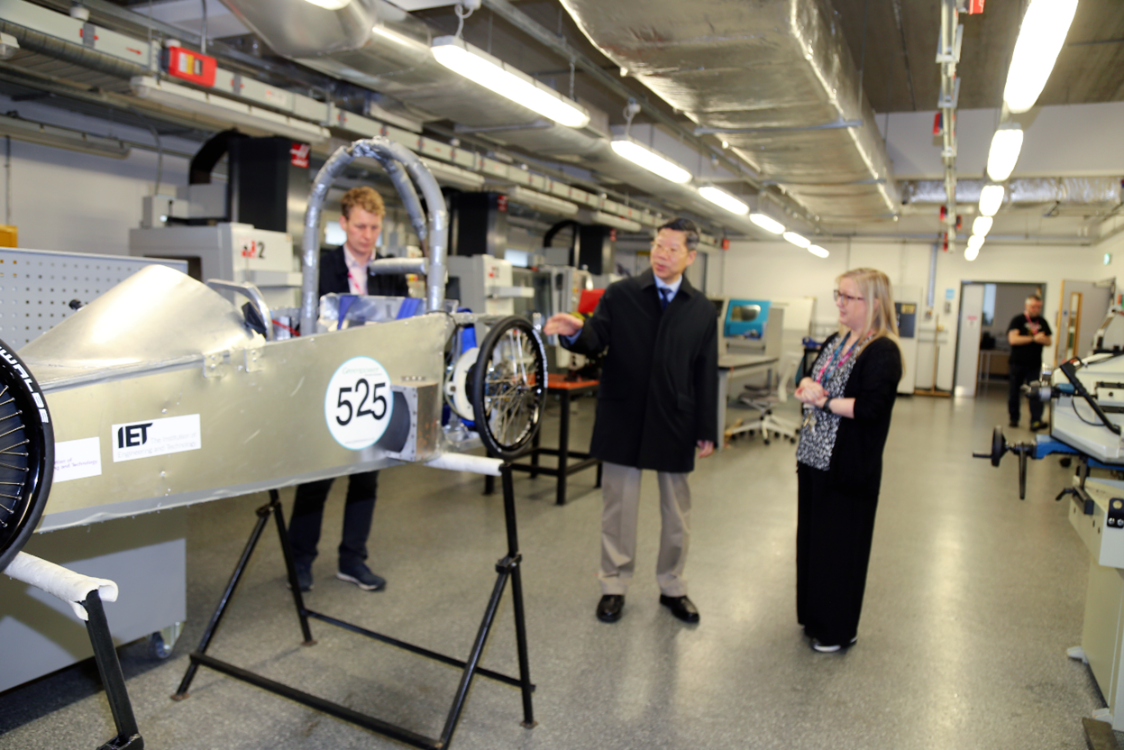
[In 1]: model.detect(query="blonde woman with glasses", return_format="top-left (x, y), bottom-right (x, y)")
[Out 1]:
top-left (793, 268), bottom-right (904, 653)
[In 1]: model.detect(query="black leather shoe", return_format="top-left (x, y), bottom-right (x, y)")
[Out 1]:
top-left (596, 594), bottom-right (624, 623)
top-left (660, 595), bottom-right (700, 623)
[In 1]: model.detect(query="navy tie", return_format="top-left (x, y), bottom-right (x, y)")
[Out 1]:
top-left (659, 288), bottom-right (672, 310)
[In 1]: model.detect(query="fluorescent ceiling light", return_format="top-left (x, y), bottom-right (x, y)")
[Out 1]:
top-left (418, 156), bottom-right (485, 190)
top-left (698, 185), bottom-right (749, 215)
top-left (610, 136), bottom-right (692, 184)
top-left (979, 184), bottom-right (1005, 217)
top-left (1003, 0), bottom-right (1078, 113)
top-left (965, 245), bottom-right (980, 262)
top-left (0, 115), bottom-right (130, 159)
top-left (986, 126), bottom-right (1024, 182)
top-left (508, 186), bottom-right (579, 217)
top-left (131, 77), bottom-right (329, 143)
top-left (972, 216), bottom-right (993, 237)
top-left (578, 209), bottom-right (642, 232)
top-left (749, 212), bottom-right (785, 235)
top-left (807, 245), bottom-right (830, 258)
top-left (431, 37), bottom-right (591, 129)
top-left (303, 0), bottom-right (351, 9)
top-left (967, 234), bottom-right (985, 251)
top-left (783, 231), bottom-right (811, 248)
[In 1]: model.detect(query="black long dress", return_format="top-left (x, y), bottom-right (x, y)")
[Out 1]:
top-left (795, 334), bottom-right (902, 647)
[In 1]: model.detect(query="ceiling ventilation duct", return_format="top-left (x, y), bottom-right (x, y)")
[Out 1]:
top-left (558, 0), bottom-right (901, 223)
top-left (901, 177), bottom-right (1122, 210)
top-left (218, 0), bottom-right (772, 234)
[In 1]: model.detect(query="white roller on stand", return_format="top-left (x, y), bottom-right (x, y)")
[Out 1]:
top-left (4, 553), bottom-right (140, 749)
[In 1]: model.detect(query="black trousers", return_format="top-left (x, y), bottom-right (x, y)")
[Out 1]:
top-left (796, 464), bottom-right (880, 646)
top-left (1008, 362), bottom-right (1044, 424)
top-left (289, 471), bottom-right (378, 569)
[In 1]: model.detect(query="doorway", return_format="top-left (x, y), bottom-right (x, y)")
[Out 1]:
top-left (953, 281), bottom-right (1046, 397)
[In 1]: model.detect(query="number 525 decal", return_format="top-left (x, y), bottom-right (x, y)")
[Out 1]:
top-left (324, 357), bottom-right (393, 450)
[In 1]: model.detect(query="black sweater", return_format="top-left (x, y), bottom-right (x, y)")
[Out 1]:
top-left (818, 334), bottom-right (903, 495)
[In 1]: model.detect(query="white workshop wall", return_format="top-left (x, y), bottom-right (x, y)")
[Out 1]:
top-left (1, 138), bottom-right (189, 256)
top-left (721, 239), bottom-right (1109, 391)
top-left (0, 94), bottom-right (195, 256)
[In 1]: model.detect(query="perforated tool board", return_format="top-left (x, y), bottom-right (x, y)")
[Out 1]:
top-left (0, 247), bottom-right (188, 348)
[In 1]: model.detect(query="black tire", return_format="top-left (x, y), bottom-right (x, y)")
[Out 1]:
top-left (471, 317), bottom-right (547, 461)
top-left (0, 341), bottom-right (53, 572)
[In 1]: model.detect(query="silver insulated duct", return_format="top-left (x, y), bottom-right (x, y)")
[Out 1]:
top-left (221, 0), bottom-right (555, 129)
top-left (559, 0), bottom-right (900, 223)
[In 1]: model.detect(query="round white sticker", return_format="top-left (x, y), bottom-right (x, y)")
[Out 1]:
top-left (324, 357), bottom-right (393, 450)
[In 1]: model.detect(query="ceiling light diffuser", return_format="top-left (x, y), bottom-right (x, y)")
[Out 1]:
top-left (432, 37), bottom-right (591, 129)
top-left (965, 245), bottom-right (980, 261)
top-left (967, 234), bottom-right (985, 251)
top-left (978, 184), bottom-right (1005, 217)
top-left (698, 185), bottom-right (749, 215)
top-left (749, 212), bottom-right (785, 235)
top-left (807, 245), bottom-right (830, 258)
top-left (303, 0), bottom-right (352, 9)
top-left (783, 231), bottom-right (811, 248)
top-left (986, 127), bottom-right (1024, 182)
top-left (972, 216), bottom-right (993, 237)
top-left (610, 136), bottom-right (692, 184)
top-left (1003, 0), bottom-right (1079, 113)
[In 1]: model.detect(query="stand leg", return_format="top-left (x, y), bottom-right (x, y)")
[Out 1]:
top-left (173, 500), bottom-right (275, 700)
top-left (556, 392), bottom-right (570, 505)
top-left (438, 563), bottom-right (510, 748)
top-left (502, 466), bottom-right (536, 727)
top-left (529, 425), bottom-right (541, 479)
top-left (483, 475), bottom-right (495, 496)
top-left (84, 591), bottom-right (144, 750)
top-left (270, 490), bottom-right (315, 645)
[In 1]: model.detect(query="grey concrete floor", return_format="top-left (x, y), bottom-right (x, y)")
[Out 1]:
top-left (0, 388), bottom-right (1113, 749)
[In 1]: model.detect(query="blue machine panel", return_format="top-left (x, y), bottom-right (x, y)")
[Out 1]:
top-left (724, 299), bottom-right (771, 339)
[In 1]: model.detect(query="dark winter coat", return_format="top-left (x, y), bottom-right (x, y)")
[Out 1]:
top-left (563, 269), bottom-right (718, 473)
top-left (319, 246), bottom-right (410, 297)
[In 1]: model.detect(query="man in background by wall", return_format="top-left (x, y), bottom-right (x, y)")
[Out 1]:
top-left (289, 186), bottom-right (408, 593)
top-left (1007, 294), bottom-right (1052, 431)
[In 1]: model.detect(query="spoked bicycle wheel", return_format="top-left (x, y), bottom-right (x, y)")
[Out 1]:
top-left (0, 342), bottom-right (53, 572)
top-left (471, 317), bottom-right (547, 460)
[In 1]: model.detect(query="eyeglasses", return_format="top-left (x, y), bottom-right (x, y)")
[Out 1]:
top-left (833, 290), bottom-right (865, 304)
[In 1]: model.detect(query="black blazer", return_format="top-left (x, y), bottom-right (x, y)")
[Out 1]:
top-left (563, 269), bottom-right (718, 473)
top-left (319, 246), bottom-right (409, 297)
top-left (818, 334), bottom-right (903, 495)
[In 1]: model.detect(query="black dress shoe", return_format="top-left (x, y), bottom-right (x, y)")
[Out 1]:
top-left (596, 594), bottom-right (624, 623)
top-left (659, 595), bottom-right (700, 623)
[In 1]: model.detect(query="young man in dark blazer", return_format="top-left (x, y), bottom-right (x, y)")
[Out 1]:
top-left (289, 186), bottom-right (409, 592)
top-left (544, 218), bottom-right (718, 624)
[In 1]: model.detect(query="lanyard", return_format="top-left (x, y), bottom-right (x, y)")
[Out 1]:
top-left (814, 333), bottom-right (868, 386)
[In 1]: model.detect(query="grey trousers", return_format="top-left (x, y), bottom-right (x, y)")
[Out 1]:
top-left (599, 461), bottom-right (692, 597)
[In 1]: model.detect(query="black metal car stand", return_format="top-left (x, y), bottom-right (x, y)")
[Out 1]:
top-left (172, 467), bottom-right (536, 750)
top-left (84, 589), bottom-right (145, 750)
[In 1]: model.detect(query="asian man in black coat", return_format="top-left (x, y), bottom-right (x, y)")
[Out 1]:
top-left (544, 218), bottom-right (718, 624)
top-left (289, 186), bottom-right (409, 593)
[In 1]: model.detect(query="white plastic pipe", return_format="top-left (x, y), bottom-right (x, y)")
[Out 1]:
top-left (4, 552), bottom-right (118, 621)
top-left (425, 453), bottom-right (503, 477)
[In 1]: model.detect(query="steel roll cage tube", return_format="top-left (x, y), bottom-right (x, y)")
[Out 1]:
top-left (301, 137), bottom-right (449, 335)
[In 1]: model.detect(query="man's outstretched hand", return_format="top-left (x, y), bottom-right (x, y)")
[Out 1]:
top-left (544, 313), bottom-right (584, 337)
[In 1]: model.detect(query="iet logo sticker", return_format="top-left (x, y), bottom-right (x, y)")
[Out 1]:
top-left (112, 414), bottom-right (202, 463)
